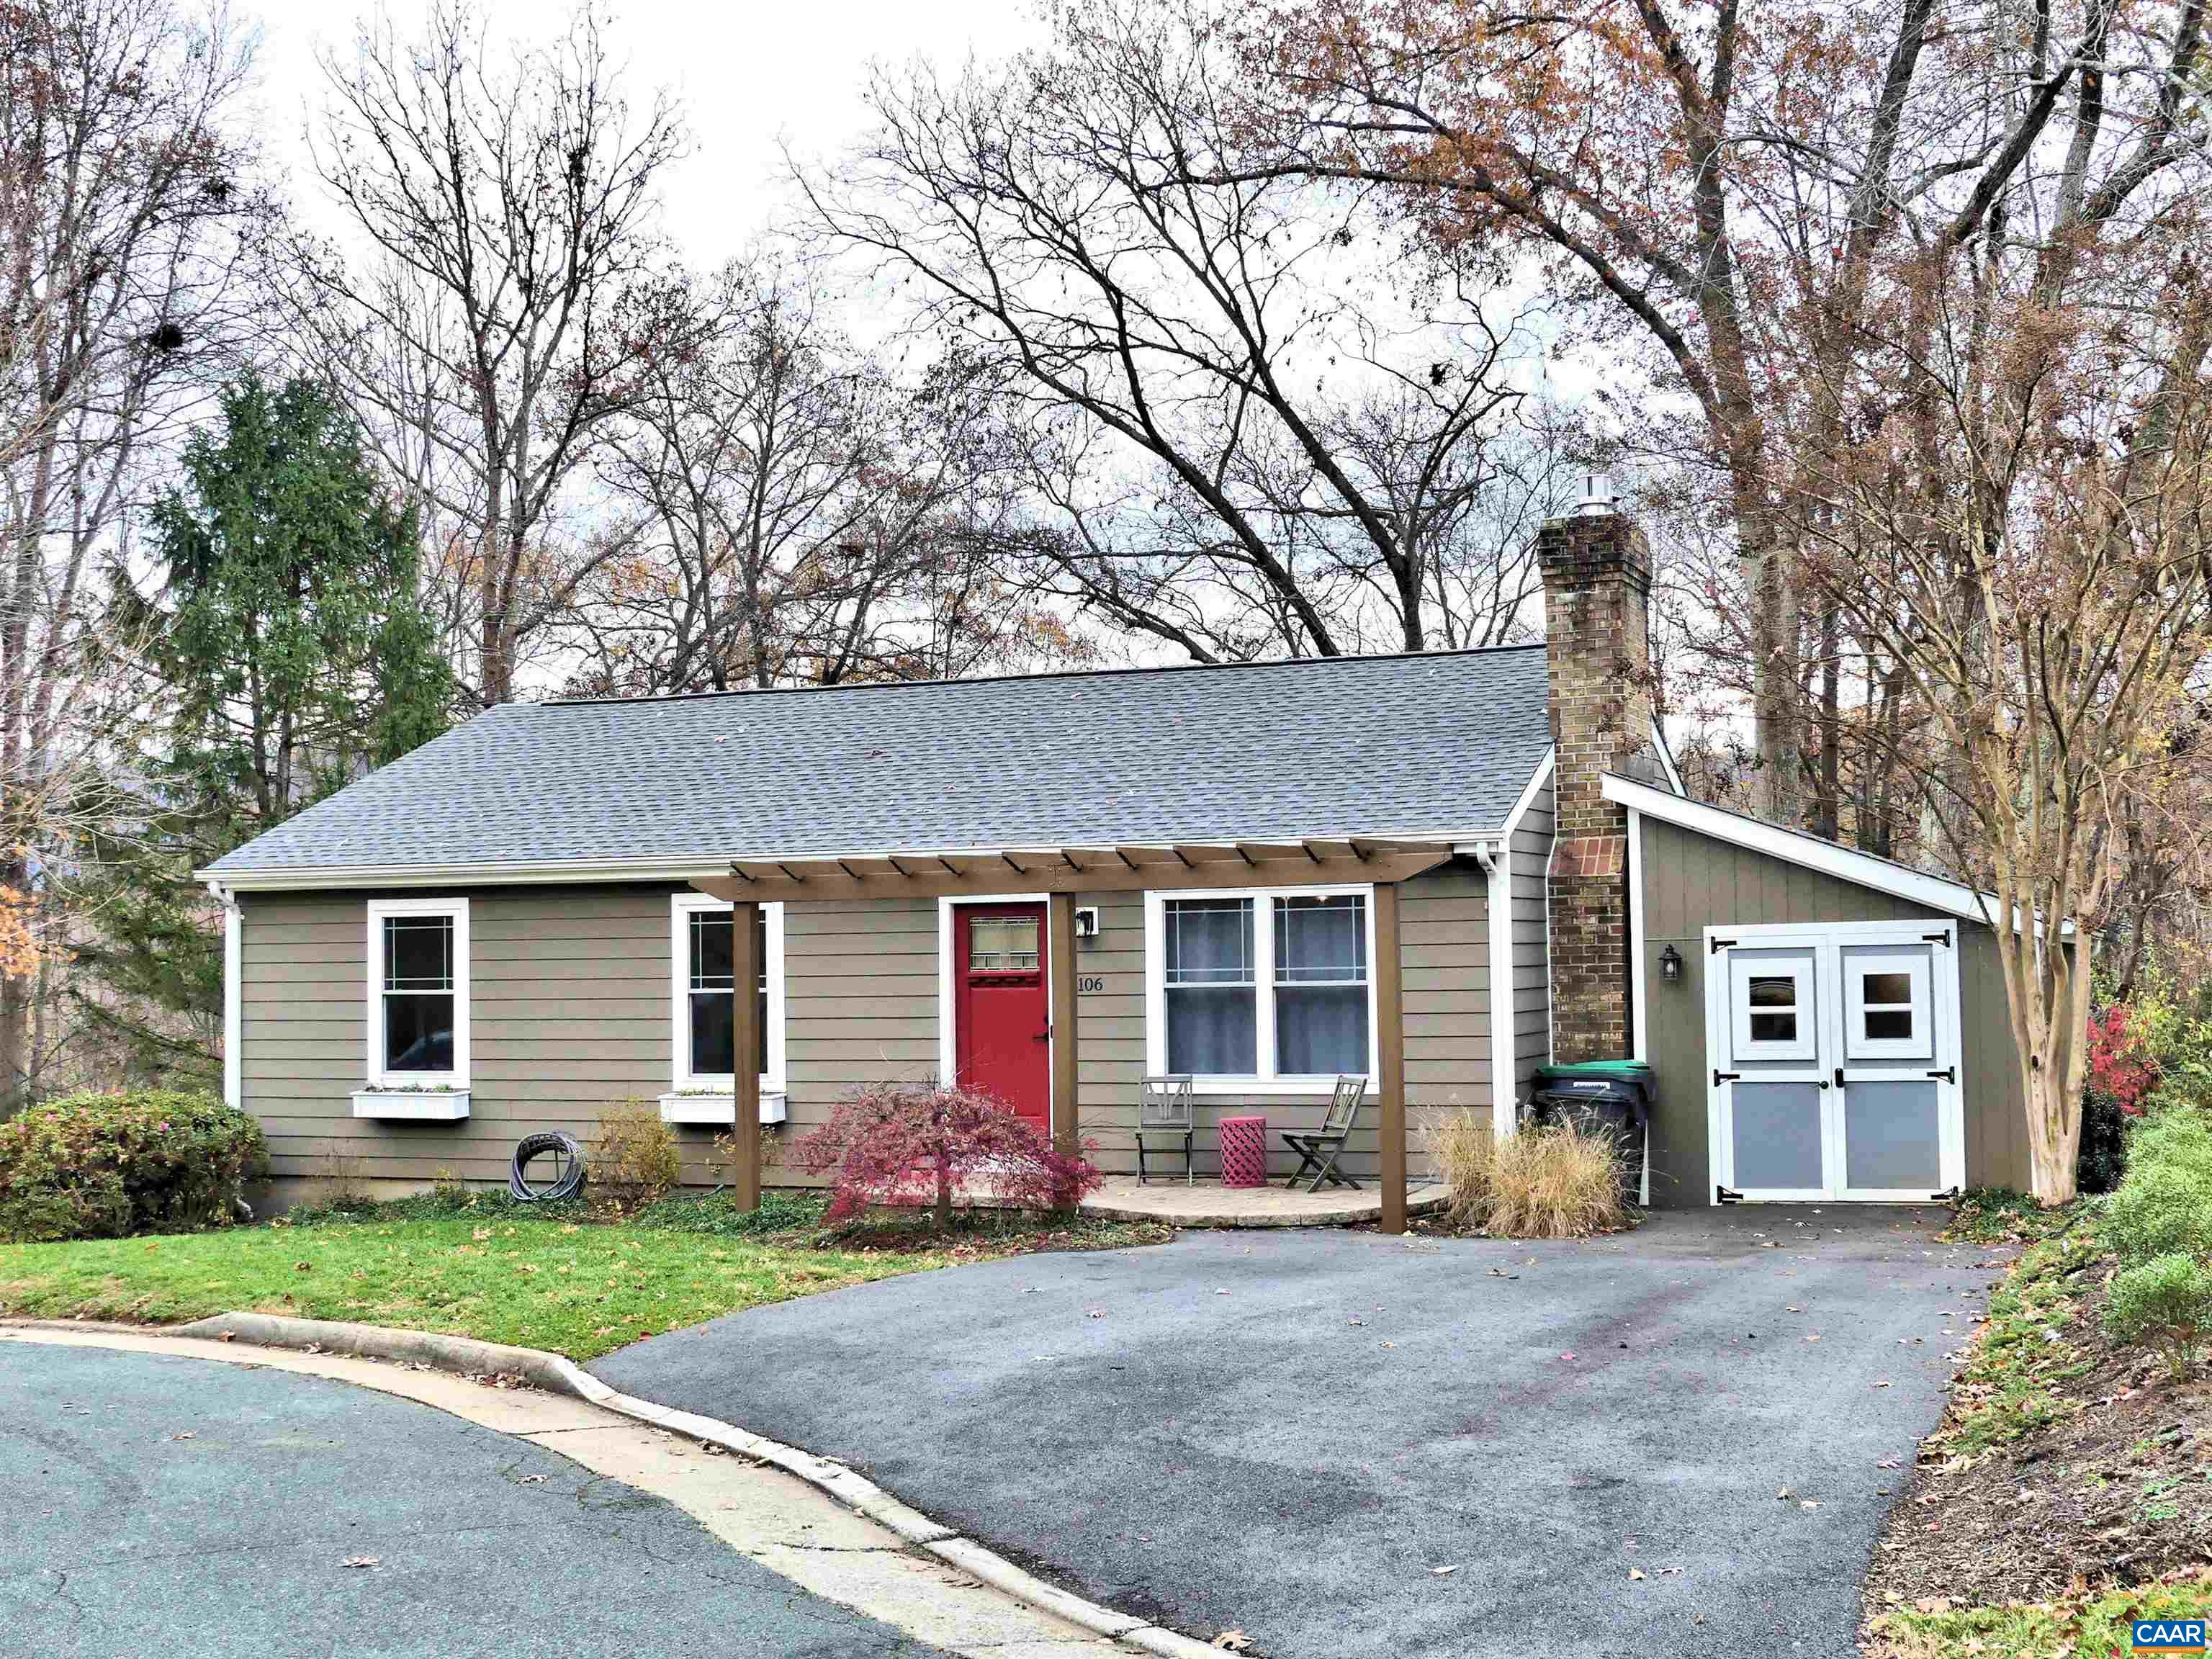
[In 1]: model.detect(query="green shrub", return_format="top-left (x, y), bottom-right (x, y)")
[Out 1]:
top-left (2103, 1155), bottom-right (2212, 1268)
top-left (0, 1089), bottom-right (267, 1242)
top-left (2106, 1252), bottom-right (2212, 1380)
top-left (2129, 1102), bottom-right (2212, 1177)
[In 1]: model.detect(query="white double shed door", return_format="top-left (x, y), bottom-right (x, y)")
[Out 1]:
top-left (1704, 920), bottom-right (1966, 1202)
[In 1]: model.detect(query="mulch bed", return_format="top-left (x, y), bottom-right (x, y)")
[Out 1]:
top-left (1865, 1229), bottom-right (2212, 1622)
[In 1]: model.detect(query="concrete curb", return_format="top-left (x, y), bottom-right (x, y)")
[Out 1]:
top-left (1082, 1189), bottom-right (1452, 1228)
top-left (165, 1312), bottom-right (1220, 1658)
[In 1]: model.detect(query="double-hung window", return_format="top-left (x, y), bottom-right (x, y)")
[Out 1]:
top-left (670, 895), bottom-right (783, 1095)
top-left (1147, 887), bottom-right (1374, 1091)
top-left (366, 898), bottom-right (469, 1087)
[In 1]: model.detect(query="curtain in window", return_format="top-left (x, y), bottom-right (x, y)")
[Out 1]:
top-left (1274, 895), bottom-right (1367, 1074)
top-left (688, 908), bottom-right (769, 1079)
top-left (382, 915), bottom-right (454, 1072)
top-left (1164, 898), bottom-right (1254, 1074)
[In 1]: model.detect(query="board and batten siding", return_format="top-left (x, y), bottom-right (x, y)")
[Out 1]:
top-left (1634, 814), bottom-right (2033, 1208)
top-left (1508, 775), bottom-right (1555, 1113)
top-left (240, 861), bottom-right (1504, 1194)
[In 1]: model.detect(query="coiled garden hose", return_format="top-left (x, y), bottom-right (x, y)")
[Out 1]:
top-left (508, 1131), bottom-right (586, 1202)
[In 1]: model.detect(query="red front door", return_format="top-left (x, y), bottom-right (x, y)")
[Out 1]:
top-left (954, 904), bottom-right (1051, 1132)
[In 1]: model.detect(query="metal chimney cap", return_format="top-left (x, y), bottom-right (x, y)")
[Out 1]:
top-left (1573, 471), bottom-right (1619, 515)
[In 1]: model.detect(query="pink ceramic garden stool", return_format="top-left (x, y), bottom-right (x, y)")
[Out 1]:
top-left (1218, 1114), bottom-right (1268, 1188)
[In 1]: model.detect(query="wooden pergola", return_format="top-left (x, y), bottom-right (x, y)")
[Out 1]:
top-left (691, 837), bottom-right (1453, 1235)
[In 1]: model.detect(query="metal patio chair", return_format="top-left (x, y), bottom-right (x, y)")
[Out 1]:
top-left (1135, 1074), bottom-right (1195, 1186)
top-left (1282, 1074), bottom-right (1367, 1192)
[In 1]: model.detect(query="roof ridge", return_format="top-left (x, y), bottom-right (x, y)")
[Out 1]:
top-left (537, 642), bottom-right (1548, 710)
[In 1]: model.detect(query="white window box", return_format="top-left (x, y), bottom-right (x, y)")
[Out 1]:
top-left (657, 1091), bottom-right (788, 1127)
top-left (352, 1088), bottom-right (471, 1121)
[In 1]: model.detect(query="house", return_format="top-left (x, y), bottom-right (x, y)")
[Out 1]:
top-left (201, 505), bottom-right (2036, 1224)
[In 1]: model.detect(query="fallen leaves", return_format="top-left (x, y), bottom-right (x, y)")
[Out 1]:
top-left (341, 1555), bottom-right (380, 1570)
top-left (1210, 1632), bottom-right (1253, 1653)
top-left (1430, 1564), bottom-right (1459, 1576)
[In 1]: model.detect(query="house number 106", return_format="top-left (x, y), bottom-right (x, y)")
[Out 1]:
top-left (1077, 975), bottom-right (1105, 993)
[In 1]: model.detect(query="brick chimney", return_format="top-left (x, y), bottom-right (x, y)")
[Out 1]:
top-left (1538, 503), bottom-right (1653, 1063)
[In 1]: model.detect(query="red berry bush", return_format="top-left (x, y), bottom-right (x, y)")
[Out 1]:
top-left (788, 1082), bottom-right (1102, 1226)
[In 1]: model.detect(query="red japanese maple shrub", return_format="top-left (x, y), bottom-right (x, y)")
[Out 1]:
top-left (2089, 1004), bottom-right (2160, 1117)
top-left (788, 1082), bottom-right (1102, 1227)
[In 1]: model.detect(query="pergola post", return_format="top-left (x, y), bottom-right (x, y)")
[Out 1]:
top-left (1047, 891), bottom-right (1080, 1176)
top-left (731, 898), bottom-right (762, 1212)
top-left (1375, 881), bottom-right (1408, 1234)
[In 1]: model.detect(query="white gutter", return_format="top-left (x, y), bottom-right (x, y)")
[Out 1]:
top-left (204, 825), bottom-right (1526, 894)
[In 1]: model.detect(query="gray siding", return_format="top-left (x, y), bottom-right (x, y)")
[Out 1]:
top-left (1635, 814), bottom-right (2033, 1208)
top-left (1508, 774), bottom-right (1555, 1113)
top-left (241, 864), bottom-right (1501, 1192)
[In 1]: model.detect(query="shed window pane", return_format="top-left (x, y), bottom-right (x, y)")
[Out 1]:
top-left (1863, 1009), bottom-right (1913, 1041)
top-left (1749, 1011), bottom-right (1798, 1044)
top-left (1862, 972), bottom-right (1914, 1005)
top-left (1747, 976), bottom-right (1796, 1008)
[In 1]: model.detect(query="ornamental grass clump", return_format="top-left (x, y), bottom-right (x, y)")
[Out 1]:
top-left (1422, 1110), bottom-right (1627, 1238)
top-left (789, 1082), bottom-right (1102, 1227)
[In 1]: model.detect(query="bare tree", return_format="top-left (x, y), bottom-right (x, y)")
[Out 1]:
top-left (1259, 0), bottom-right (2210, 824)
top-left (292, 1), bottom-right (686, 704)
top-left (796, 0), bottom-right (1560, 662)
top-left (566, 261), bottom-right (1079, 694)
top-left (0, 0), bottom-right (264, 1110)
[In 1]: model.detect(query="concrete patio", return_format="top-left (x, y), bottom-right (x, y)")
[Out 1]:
top-left (1079, 1174), bottom-right (1452, 1228)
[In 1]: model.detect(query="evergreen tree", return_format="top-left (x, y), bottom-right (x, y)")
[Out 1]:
top-left (78, 376), bottom-right (452, 1082)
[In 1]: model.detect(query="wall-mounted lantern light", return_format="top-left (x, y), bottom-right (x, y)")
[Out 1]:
top-left (1659, 943), bottom-right (1683, 984)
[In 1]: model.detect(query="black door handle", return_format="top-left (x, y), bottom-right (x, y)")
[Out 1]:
top-left (1833, 1066), bottom-right (1845, 1089)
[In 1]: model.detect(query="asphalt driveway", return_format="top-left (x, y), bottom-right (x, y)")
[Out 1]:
top-left (595, 1208), bottom-right (1997, 1659)
top-left (1, 1341), bottom-right (954, 1658)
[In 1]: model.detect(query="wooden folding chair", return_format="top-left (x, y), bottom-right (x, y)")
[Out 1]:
top-left (1282, 1074), bottom-right (1367, 1192)
top-left (1135, 1074), bottom-right (1195, 1186)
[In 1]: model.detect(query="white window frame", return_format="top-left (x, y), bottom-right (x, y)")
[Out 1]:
top-left (1727, 953), bottom-right (1816, 1062)
top-left (1143, 884), bottom-right (1379, 1096)
top-left (1842, 947), bottom-right (1933, 1061)
top-left (670, 894), bottom-right (785, 1097)
top-left (365, 896), bottom-right (469, 1089)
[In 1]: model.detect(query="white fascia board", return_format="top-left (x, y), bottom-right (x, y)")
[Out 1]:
top-left (199, 856), bottom-right (731, 893)
top-left (1601, 773), bottom-right (2067, 935)
top-left (1653, 729), bottom-right (1686, 795)
top-left (202, 825), bottom-right (1517, 894)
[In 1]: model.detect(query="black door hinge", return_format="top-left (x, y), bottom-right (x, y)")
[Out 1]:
top-left (1927, 1065), bottom-right (1955, 1083)
top-left (1716, 1184), bottom-right (1743, 1204)
top-left (1930, 1184), bottom-right (1961, 1202)
top-left (1712, 1069), bottom-right (1740, 1087)
top-left (1923, 931), bottom-right (1951, 946)
top-left (1710, 937), bottom-right (1735, 954)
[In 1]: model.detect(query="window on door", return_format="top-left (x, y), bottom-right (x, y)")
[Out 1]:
top-left (367, 899), bottom-right (469, 1087)
top-left (671, 896), bottom-right (783, 1093)
top-left (1843, 950), bottom-right (1932, 1059)
top-left (1727, 953), bottom-right (1815, 1061)
top-left (1151, 889), bottom-right (1373, 1087)
top-left (968, 914), bottom-right (1040, 971)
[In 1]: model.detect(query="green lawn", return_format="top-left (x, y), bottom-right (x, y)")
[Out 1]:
top-left (0, 1190), bottom-right (1165, 1360)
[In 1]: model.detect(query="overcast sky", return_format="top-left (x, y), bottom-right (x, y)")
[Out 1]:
top-left (246, 0), bottom-right (1045, 264)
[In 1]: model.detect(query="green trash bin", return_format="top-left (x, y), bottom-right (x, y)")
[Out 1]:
top-left (1525, 1060), bottom-right (1652, 1207)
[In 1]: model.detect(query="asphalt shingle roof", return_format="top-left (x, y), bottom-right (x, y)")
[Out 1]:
top-left (204, 648), bottom-right (1554, 879)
